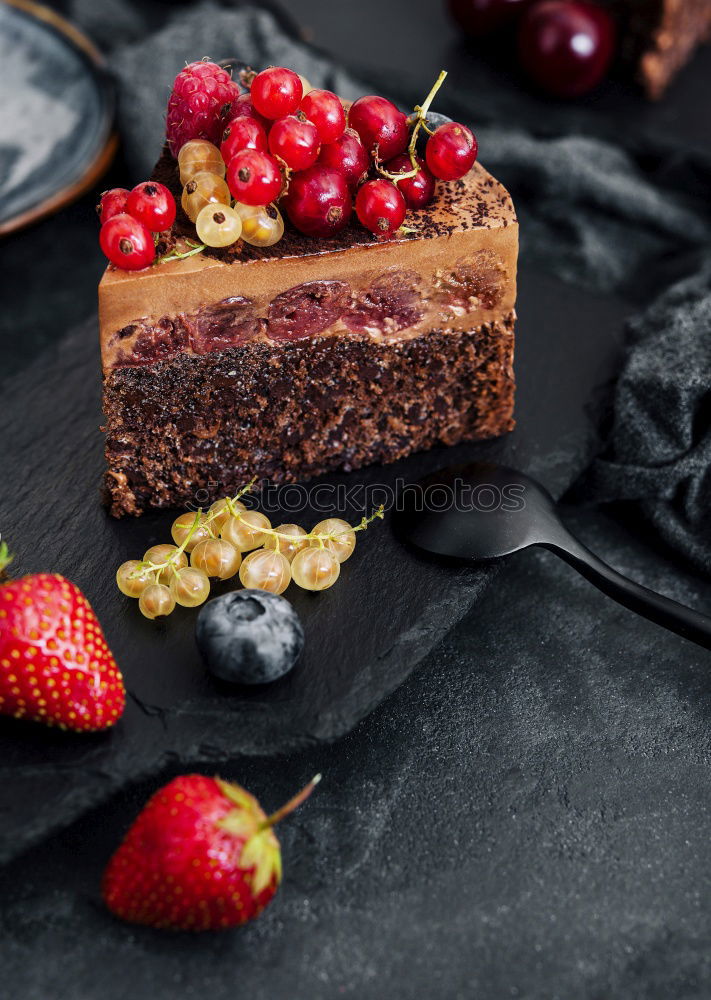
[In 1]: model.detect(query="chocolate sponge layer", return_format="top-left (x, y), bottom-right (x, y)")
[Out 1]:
top-left (103, 316), bottom-right (515, 517)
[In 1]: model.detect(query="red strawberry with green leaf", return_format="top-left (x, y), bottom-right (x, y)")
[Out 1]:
top-left (102, 772), bottom-right (320, 930)
top-left (0, 542), bottom-right (125, 731)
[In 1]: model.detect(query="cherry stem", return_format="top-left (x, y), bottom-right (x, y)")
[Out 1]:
top-left (377, 68), bottom-right (448, 184)
top-left (259, 774), bottom-right (322, 830)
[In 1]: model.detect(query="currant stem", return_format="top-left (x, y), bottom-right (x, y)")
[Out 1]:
top-left (180, 510), bottom-right (204, 552)
top-left (418, 68), bottom-right (448, 121)
top-left (229, 503), bottom-right (384, 546)
top-left (259, 774), bottom-right (322, 830)
top-left (128, 483), bottom-right (383, 581)
top-left (129, 511), bottom-right (202, 580)
top-left (222, 482), bottom-right (383, 547)
top-left (377, 68), bottom-right (448, 184)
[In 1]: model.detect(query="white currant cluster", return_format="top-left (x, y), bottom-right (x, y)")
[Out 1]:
top-left (116, 483), bottom-right (383, 619)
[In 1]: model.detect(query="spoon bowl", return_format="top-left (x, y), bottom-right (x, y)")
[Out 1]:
top-left (394, 461), bottom-right (711, 651)
top-left (395, 462), bottom-right (564, 561)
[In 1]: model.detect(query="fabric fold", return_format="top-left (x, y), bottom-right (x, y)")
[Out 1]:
top-left (577, 262), bottom-right (711, 572)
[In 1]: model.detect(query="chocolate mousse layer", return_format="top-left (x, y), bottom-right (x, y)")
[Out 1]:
top-left (100, 151), bottom-right (519, 517)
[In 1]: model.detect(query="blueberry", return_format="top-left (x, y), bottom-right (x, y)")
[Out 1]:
top-left (196, 590), bottom-right (304, 685)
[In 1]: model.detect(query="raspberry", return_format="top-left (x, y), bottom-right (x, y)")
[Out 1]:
top-left (166, 60), bottom-right (241, 156)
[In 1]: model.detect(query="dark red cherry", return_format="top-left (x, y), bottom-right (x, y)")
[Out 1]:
top-left (355, 179), bottom-right (406, 238)
top-left (448, 0), bottom-right (533, 36)
top-left (348, 96), bottom-right (408, 162)
top-left (386, 154), bottom-right (436, 209)
top-left (518, 0), bottom-right (615, 97)
top-left (282, 165), bottom-right (352, 238)
top-left (317, 128), bottom-right (370, 190)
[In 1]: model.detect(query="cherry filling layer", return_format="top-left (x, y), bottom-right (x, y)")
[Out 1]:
top-left (268, 280), bottom-right (351, 341)
top-left (341, 270), bottom-right (424, 335)
top-left (107, 262), bottom-right (506, 368)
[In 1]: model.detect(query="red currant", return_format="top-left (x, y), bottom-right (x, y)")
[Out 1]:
top-left (282, 166), bottom-right (352, 238)
top-left (425, 123), bottom-right (478, 180)
top-left (97, 188), bottom-right (130, 224)
top-left (300, 89), bottom-right (346, 144)
top-left (269, 115), bottom-right (321, 171)
top-left (126, 181), bottom-right (176, 231)
top-left (518, 0), bottom-right (615, 97)
top-left (386, 154), bottom-right (436, 209)
top-left (230, 93), bottom-right (271, 131)
top-left (100, 214), bottom-right (155, 270)
top-left (355, 179), bottom-right (406, 238)
top-left (348, 96), bottom-right (408, 162)
top-left (448, 0), bottom-right (533, 36)
top-left (221, 117), bottom-right (268, 162)
top-left (226, 149), bottom-right (283, 205)
top-left (317, 128), bottom-right (370, 191)
top-left (250, 66), bottom-right (303, 120)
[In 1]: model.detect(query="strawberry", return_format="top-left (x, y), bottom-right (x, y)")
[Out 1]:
top-left (0, 543), bottom-right (125, 731)
top-left (102, 772), bottom-right (320, 931)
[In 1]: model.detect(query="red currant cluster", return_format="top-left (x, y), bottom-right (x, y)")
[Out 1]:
top-left (448, 0), bottom-right (615, 98)
top-left (97, 182), bottom-right (177, 270)
top-left (173, 63), bottom-right (478, 244)
top-left (96, 63), bottom-right (480, 271)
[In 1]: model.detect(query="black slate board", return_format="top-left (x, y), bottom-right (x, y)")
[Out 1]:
top-left (0, 264), bottom-right (626, 863)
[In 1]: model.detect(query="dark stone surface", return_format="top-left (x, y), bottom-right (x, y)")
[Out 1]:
top-left (2, 508), bottom-right (711, 1000)
top-left (2, 1), bottom-right (711, 997)
top-left (0, 264), bottom-right (626, 864)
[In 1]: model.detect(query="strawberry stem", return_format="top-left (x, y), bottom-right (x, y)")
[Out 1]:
top-left (259, 774), bottom-right (322, 830)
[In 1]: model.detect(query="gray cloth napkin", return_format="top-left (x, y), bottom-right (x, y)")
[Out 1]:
top-left (83, 0), bottom-right (711, 570)
top-left (576, 260), bottom-right (711, 572)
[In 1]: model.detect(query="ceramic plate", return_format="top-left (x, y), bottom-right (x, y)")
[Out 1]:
top-left (0, 0), bottom-right (115, 234)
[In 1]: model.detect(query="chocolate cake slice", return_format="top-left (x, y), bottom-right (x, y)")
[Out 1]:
top-left (100, 150), bottom-right (518, 518)
top-left (610, 0), bottom-right (711, 97)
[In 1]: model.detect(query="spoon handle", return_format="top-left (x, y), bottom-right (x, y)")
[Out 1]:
top-left (545, 536), bottom-right (711, 650)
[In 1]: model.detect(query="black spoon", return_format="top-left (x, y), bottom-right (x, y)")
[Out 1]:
top-left (394, 462), bottom-right (711, 650)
